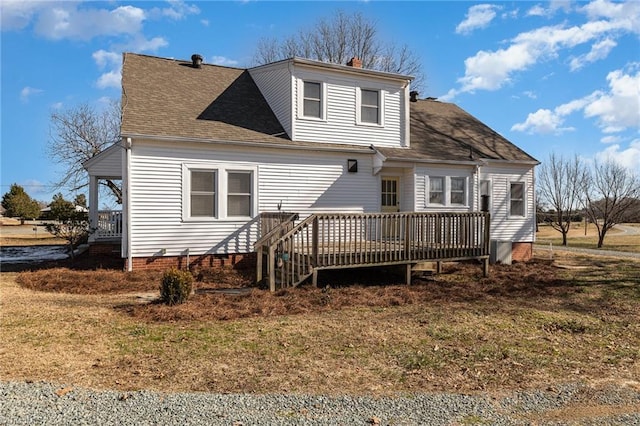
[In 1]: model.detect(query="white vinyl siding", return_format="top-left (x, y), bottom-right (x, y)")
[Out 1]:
top-left (248, 62), bottom-right (292, 138)
top-left (292, 68), bottom-right (406, 147)
top-left (480, 164), bottom-right (535, 242)
top-left (128, 140), bottom-right (377, 258)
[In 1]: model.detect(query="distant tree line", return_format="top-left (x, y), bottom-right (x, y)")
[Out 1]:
top-left (536, 153), bottom-right (640, 248)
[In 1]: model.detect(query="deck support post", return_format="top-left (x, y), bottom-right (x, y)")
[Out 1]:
top-left (268, 245), bottom-right (276, 292)
top-left (483, 257), bottom-right (489, 277)
top-left (256, 246), bottom-right (263, 285)
top-left (436, 261), bottom-right (442, 274)
top-left (405, 263), bottom-right (412, 285)
top-left (312, 269), bottom-right (318, 287)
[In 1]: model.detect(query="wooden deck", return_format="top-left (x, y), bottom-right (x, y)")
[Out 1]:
top-left (255, 212), bottom-right (490, 291)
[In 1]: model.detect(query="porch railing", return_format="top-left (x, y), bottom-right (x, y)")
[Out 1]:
top-left (257, 211), bottom-right (490, 291)
top-left (95, 210), bottom-right (122, 240)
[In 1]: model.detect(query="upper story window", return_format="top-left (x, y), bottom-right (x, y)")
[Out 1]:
top-left (510, 182), bottom-right (526, 217)
top-left (450, 177), bottom-right (466, 205)
top-left (303, 81), bottom-right (322, 119)
top-left (357, 88), bottom-right (383, 126)
top-left (361, 89), bottom-right (380, 124)
top-left (429, 177), bottom-right (444, 205)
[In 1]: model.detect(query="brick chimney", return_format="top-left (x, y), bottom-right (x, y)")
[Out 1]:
top-left (347, 57), bottom-right (362, 68)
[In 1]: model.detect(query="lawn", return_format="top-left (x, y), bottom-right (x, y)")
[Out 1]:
top-left (536, 223), bottom-right (640, 253)
top-left (2, 251), bottom-right (639, 397)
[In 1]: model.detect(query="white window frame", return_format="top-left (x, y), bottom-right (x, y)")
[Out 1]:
top-left (182, 163), bottom-right (258, 222)
top-left (428, 176), bottom-right (445, 206)
top-left (450, 177), bottom-right (467, 206)
top-left (356, 87), bottom-right (384, 127)
top-left (299, 79), bottom-right (326, 121)
top-left (227, 170), bottom-right (254, 218)
top-left (426, 175), bottom-right (470, 207)
top-left (508, 181), bottom-right (527, 218)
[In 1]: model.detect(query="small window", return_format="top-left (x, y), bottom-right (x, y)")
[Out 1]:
top-left (361, 89), bottom-right (380, 124)
top-left (190, 170), bottom-right (216, 217)
top-left (510, 182), bottom-right (525, 216)
top-left (227, 171), bottom-right (252, 217)
top-left (429, 177), bottom-right (444, 204)
top-left (303, 81), bottom-right (322, 118)
top-left (450, 177), bottom-right (466, 205)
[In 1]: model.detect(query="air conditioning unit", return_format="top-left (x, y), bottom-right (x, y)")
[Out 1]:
top-left (490, 240), bottom-right (512, 265)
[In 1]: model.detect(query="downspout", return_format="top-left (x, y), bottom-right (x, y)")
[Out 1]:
top-left (123, 137), bottom-right (133, 271)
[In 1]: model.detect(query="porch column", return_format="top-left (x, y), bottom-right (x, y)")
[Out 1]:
top-left (89, 175), bottom-right (99, 242)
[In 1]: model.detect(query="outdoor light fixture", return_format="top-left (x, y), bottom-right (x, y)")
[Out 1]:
top-left (347, 159), bottom-right (358, 173)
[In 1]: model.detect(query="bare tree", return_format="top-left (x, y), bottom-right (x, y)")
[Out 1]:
top-left (582, 159), bottom-right (640, 248)
top-left (537, 153), bottom-right (586, 245)
top-left (47, 100), bottom-right (122, 203)
top-left (253, 10), bottom-right (424, 89)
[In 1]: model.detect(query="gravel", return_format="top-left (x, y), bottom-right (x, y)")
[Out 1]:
top-left (1, 381), bottom-right (639, 425)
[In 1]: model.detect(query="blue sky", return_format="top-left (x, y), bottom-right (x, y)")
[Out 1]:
top-left (1, 0), bottom-right (639, 203)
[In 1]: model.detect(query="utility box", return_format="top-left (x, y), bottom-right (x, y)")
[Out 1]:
top-left (490, 240), bottom-right (512, 265)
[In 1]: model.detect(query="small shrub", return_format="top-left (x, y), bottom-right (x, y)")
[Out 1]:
top-left (160, 268), bottom-right (193, 305)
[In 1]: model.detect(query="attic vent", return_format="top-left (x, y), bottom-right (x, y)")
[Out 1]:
top-left (410, 91), bottom-right (419, 102)
top-left (191, 54), bottom-right (203, 68)
top-left (347, 57), bottom-right (362, 68)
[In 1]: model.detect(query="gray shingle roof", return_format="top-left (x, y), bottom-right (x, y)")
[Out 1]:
top-left (121, 53), bottom-right (536, 163)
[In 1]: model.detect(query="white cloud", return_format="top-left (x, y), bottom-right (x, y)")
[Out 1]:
top-left (0, 0), bottom-right (48, 30)
top-left (448, 0), bottom-right (640, 98)
top-left (51, 102), bottom-right (64, 110)
top-left (595, 139), bottom-right (640, 172)
top-left (34, 4), bottom-right (146, 41)
top-left (569, 38), bottom-right (617, 70)
top-left (527, 5), bottom-right (548, 17)
top-left (583, 67), bottom-right (640, 132)
top-left (96, 70), bottom-right (122, 90)
top-left (20, 86), bottom-right (43, 103)
top-left (512, 65), bottom-right (640, 136)
top-left (523, 90), bottom-right (537, 99)
top-left (125, 35), bottom-right (168, 52)
top-left (456, 4), bottom-right (501, 35)
top-left (511, 108), bottom-right (574, 134)
top-left (92, 50), bottom-right (121, 69)
top-left (210, 56), bottom-right (240, 67)
top-left (154, 1), bottom-right (200, 20)
top-left (201, 19), bottom-right (210, 27)
top-left (601, 135), bottom-right (621, 144)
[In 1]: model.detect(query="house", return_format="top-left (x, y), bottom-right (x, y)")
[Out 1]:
top-left (84, 53), bottom-right (538, 286)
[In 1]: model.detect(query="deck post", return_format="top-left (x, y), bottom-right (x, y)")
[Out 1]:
top-left (312, 269), bottom-right (318, 287)
top-left (405, 263), bottom-right (412, 285)
top-left (268, 245), bottom-right (276, 292)
top-left (256, 246), bottom-right (263, 284)
top-left (312, 215), bottom-right (319, 267)
top-left (436, 261), bottom-right (442, 274)
top-left (483, 257), bottom-right (489, 277)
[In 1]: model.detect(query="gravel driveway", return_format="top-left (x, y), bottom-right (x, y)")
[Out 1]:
top-left (2, 381), bottom-right (639, 425)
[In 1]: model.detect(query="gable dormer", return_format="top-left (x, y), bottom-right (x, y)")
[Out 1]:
top-left (249, 57), bottom-right (413, 148)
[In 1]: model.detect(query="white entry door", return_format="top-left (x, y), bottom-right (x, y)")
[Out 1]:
top-left (381, 177), bottom-right (400, 212)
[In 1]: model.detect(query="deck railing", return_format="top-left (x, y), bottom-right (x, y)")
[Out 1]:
top-left (258, 211), bottom-right (490, 291)
top-left (95, 210), bottom-right (122, 240)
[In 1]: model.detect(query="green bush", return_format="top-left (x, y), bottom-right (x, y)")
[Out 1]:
top-left (160, 268), bottom-right (193, 305)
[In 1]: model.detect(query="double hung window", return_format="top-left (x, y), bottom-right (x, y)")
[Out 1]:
top-left (303, 81), bottom-right (322, 119)
top-left (510, 182), bottom-right (525, 216)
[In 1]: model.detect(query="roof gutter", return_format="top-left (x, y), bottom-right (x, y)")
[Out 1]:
top-left (120, 132), bottom-right (375, 155)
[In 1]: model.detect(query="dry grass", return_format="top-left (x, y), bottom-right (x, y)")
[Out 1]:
top-left (537, 223), bottom-right (640, 253)
top-left (2, 252), bottom-right (639, 397)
